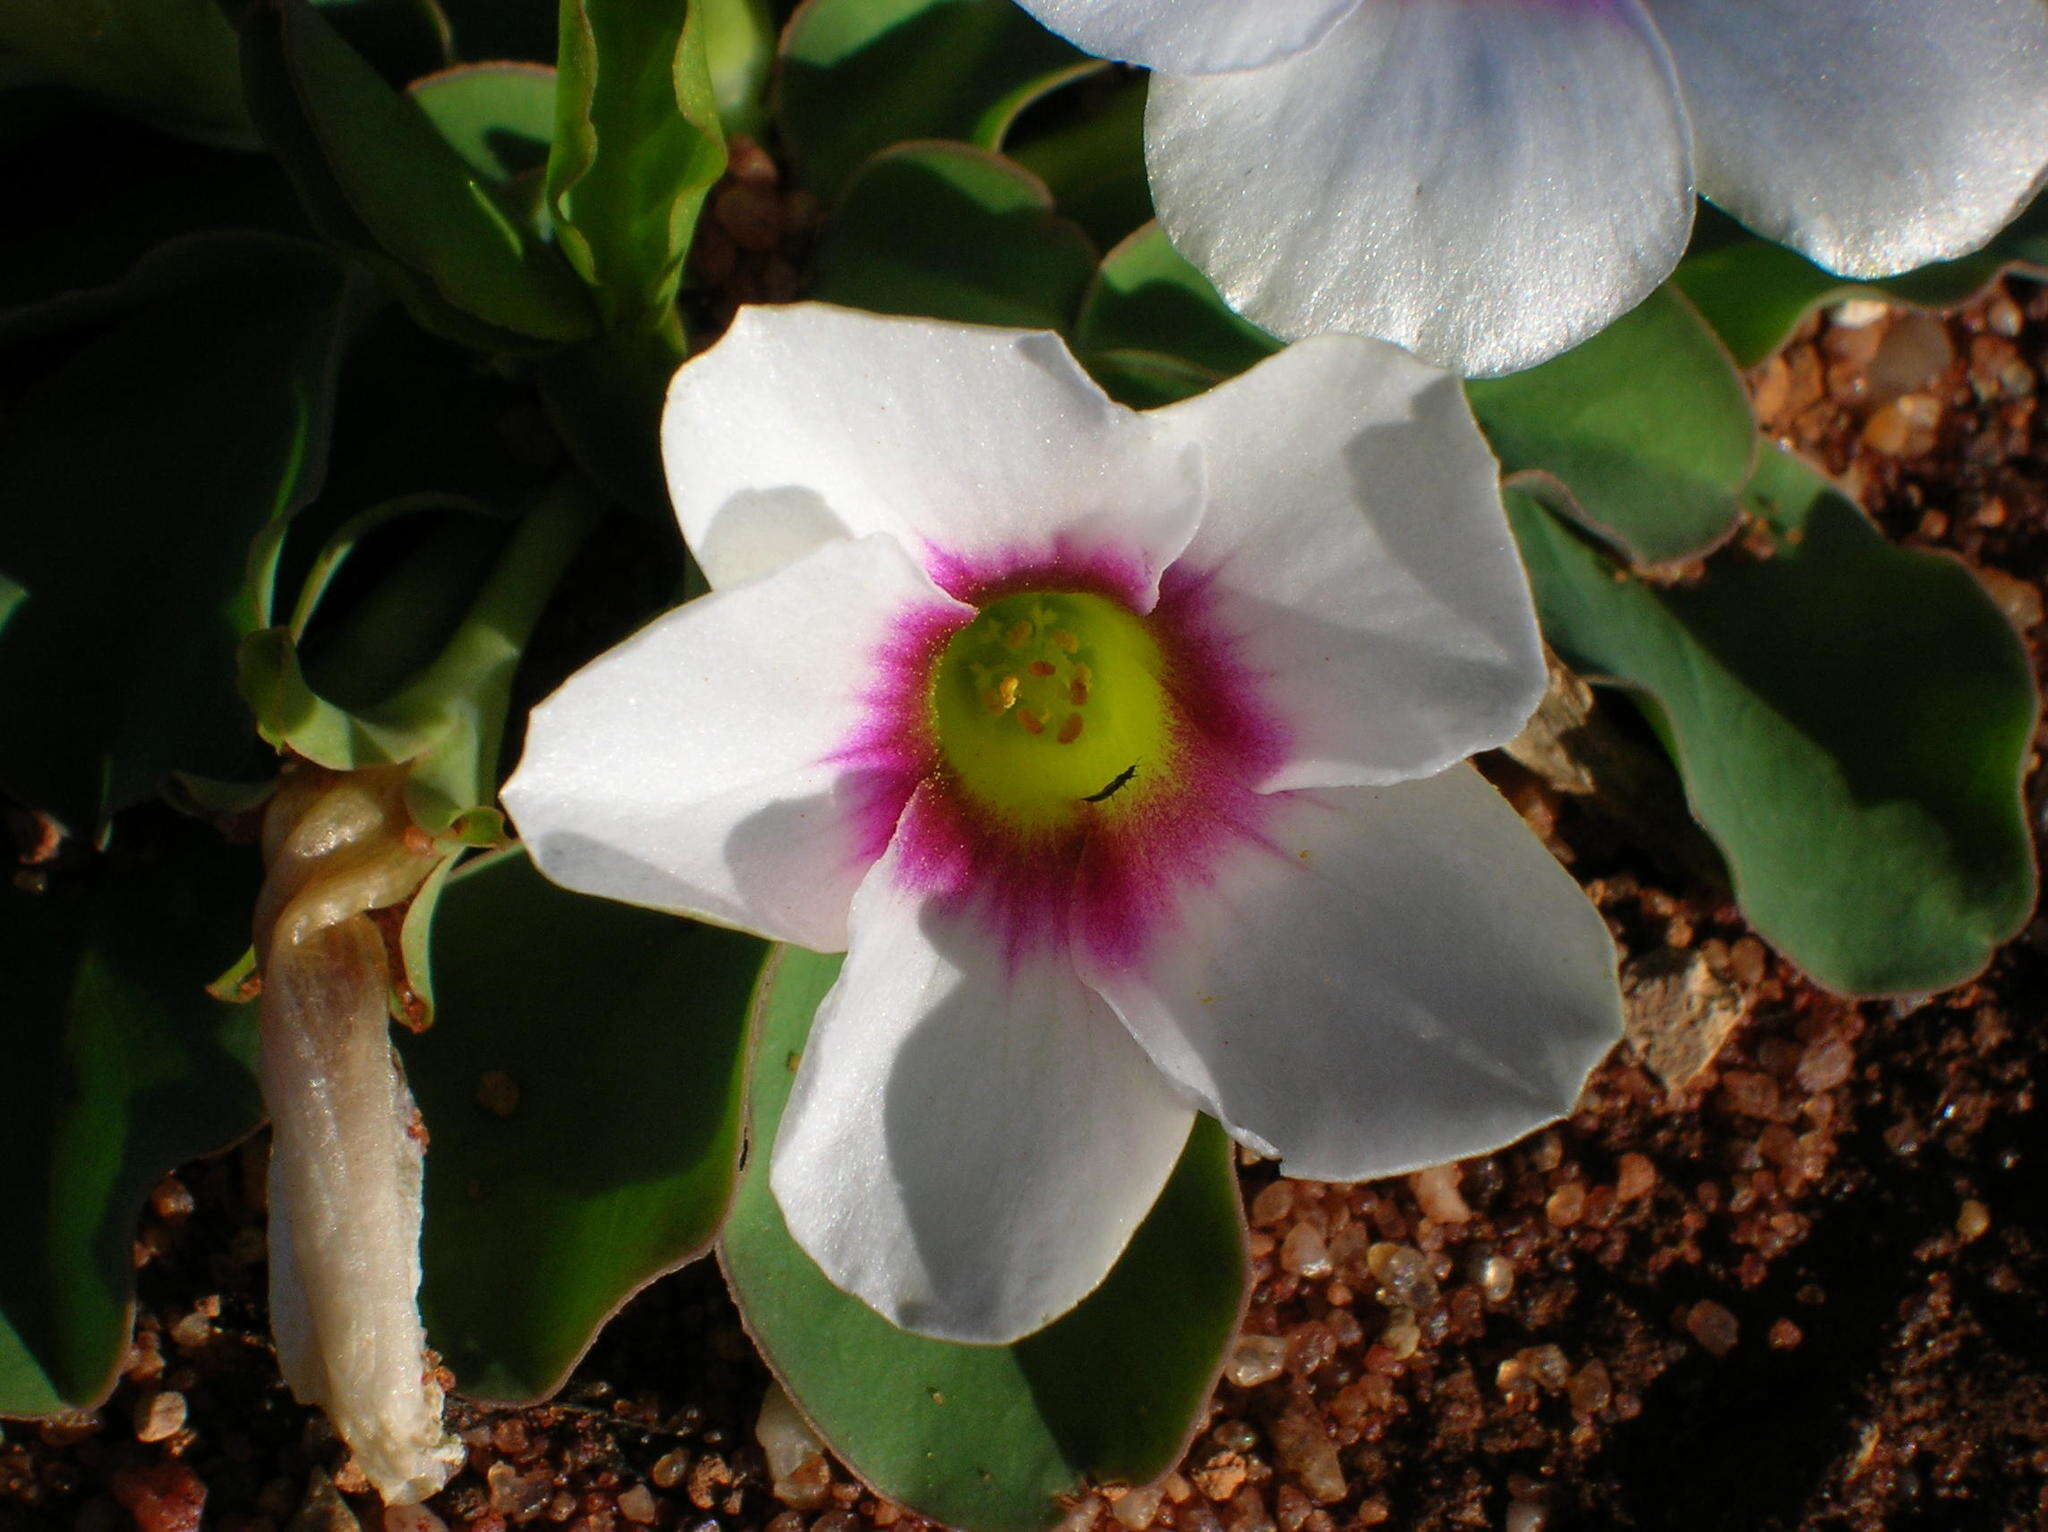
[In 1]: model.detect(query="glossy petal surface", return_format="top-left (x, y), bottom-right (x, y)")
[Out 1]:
top-left (504, 535), bottom-right (967, 951)
top-left (1145, 0), bottom-right (1692, 375)
top-left (1646, 0), bottom-right (2048, 276)
top-left (772, 786), bottom-right (1196, 1343)
top-left (663, 303), bottom-right (1202, 601)
top-left (1013, 0), bottom-right (1360, 73)
top-left (1075, 768), bottom-right (1622, 1181)
top-left (1158, 337), bottom-right (1543, 789)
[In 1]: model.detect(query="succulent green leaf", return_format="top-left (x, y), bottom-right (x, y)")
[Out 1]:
top-left (778, 0), bottom-right (1097, 201)
top-left (701, 0), bottom-right (776, 135)
top-left (722, 946), bottom-right (1246, 1532)
top-left (0, 817), bottom-right (262, 1413)
top-left (1676, 195), bottom-right (2048, 368)
top-left (408, 61), bottom-right (556, 185)
top-left (547, 0), bottom-right (727, 332)
top-left (0, 0), bottom-right (251, 144)
top-left (0, 235), bottom-right (356, 833)
top-left (241, 486), bottom-right (596, 838)
top-left (402, 846), bottom-right (764, 1402)
top-left (1509, 446), bottom-right (2037, 996)
top-left (238, 0), bottom-right (594, 347)
top-left (1467, 285), bottom-right (1756, 567)
top-left (1073, 222), bottom-right (1279, 400)
top-left (1010, 76), bottom-right (1152, 252)
top-left (812, 142), bottom-right (1096, 331)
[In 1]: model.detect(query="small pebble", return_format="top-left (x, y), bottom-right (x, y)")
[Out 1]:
top-left (150, 1177), bottom-right (195, 1222)
top-left (1279, 1224), bottom-right (1332, 1278)
top-left (1568, 1360), bottom-right (1612, 1418)
top-left (1504, 1498), bottom-right (1549, 1532)
top-left (1406, 1164), bottom-right (1471, 1224)
top-left (1796, 1038), bottom-right (1855, 1094)
top-left (1249, 1182), bottom-right (1295, 1227)
top-left (1224, 1334), bottom-right (1289, 1389)
top-left (1769, 1319), bottom-right (1804, 1350)
top-left (133, 1390), bottom-right (187, 1444)
top-left (1365, 1243), bottom-right (1436, 1307)
top-left (1614, 1153), bottom-right (1657, 1202)
top-left (651, 1450), bottom-right (690, 1491)
top-left (1378, 1309), bottom-right (1420, 1361)
top-left (755, 1381), bottom-right (826, 1486)
top-left (1544, 1183), bottom-right (1585, 1228)
top-left (1109, 1483), bottom-right (1165, 1530)
top-left (1269, 1409), bottom-right (1345, 1505)
top-left (1522, 1344), bottom-right (1570, 1393)
top-left (384, 1506), bottom-right (448, 1532)
top-left (1686, 1300), bottom-right (1741, 1357)
top-left (617, 1485), bottom-right (657, 1524)
top-left (1957, 1199), bottom-right (1992, 1242)
top-left (1476, 1254), bottom-right (1516, 1304)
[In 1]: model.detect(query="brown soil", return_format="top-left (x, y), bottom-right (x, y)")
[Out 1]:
top-left (5, 252), bottom-right (2048, 1532)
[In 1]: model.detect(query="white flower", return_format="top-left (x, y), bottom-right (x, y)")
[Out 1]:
top-left (1015, 0), bottom-right (2048, 375)
top-left (502, 304), bottom-right (1621, 1343)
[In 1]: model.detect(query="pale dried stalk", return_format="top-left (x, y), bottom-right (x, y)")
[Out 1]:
top-left (254, 765), bottom-right (461, 1505)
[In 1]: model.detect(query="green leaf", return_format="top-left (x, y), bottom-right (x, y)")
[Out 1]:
top-left (0, 235), bottom-right (356, 832)
top-left (402, 847), bottom-right (764, 1401)
top-left (1073, 221), bottom-right (1279, 398)
top-left (547, 0), bottom-right (727, 333)
top-left (0, 817), bottom-right (262, 1412)
top-left (1509, 446), bottom-right (2037, 996)
top-left (813, 142), bottom-right (1096, 330)
top-left (722, 946), bottom-right (1246, 1532)
top-left (241, 485), bottom-right (597, 838)
top-left (239, 0), bottom-right (594, 347)
top-left (0, 0), bottom-right (251, 144)
top-left (1467, 286), bottom-right (1756, 566)
top-left (408, 61), bottom-right (556, 185)
top-left (1009, 76), bottom-right (1152, 252)
top-left (702, 0), bottom-right (776, 135)
top-left (1676, 195), bottom-right (2048, 368)
top-left (778, 0), bottom-right (1097, 201)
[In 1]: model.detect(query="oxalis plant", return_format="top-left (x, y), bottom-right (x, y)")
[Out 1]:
top-left (1, 0), bottom-right (2045, 1524)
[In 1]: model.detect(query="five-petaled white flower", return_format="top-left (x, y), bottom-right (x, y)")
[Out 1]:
top-left (1013, 0), bottom-right (2048, 376)
top-left (503, 304), bottom-right (1621, 1343)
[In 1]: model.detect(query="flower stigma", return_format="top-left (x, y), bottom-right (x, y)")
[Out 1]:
top-left (930, 590), bottom-right (1172, 826)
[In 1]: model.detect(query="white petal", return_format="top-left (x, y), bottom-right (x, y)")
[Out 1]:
top-left (1075, 768), bottom-right (1622, 1182)
top-left (664, 304), bottom-right (1203, 602)
top-left (1644, 0), bottom-right (2048, 276)
top-left (1014, 0), bottom-right (1362, 74)
top-left (1157, 337), bottom-right (1543, 790)
top-left (503, 535), bottom-right (968, 952)
top-left (771, 786), bottom-right (1196, 1343)
top-left (1145, 0), bottom-right (1693, 375)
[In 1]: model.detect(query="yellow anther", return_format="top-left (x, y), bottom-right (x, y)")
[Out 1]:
top-left (1069, 679), bottom-right (1090, 706)
top-left (1028, 660), bottom-right (1056, 678)
top-left (1071, 662), bottom-right (1092, 687)
top-left (1057, 713), bottom-right (1084, 745)
top-left (1048, 628), bottom-right (1078, 653)
top-left (1002, 620), bottom-right (1034, 650)
top-left (1016, 708), bottom-right (1046, 736)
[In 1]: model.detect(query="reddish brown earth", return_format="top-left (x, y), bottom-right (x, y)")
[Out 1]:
top-left (5, 234), bottom-right (2048, 1531)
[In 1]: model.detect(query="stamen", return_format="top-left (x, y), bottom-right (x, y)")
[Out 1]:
top-left (1069, 680), bottom-right (1089, 705)
top-left (1017, 708), bottom-right (1045, 735)
top-left (1002, 620), bottom-right (1033, 650)
top-left (1057, 714), bottom-right (1084, 745)
top-left (1028, 660), bottom-right (1056, 678)
top-left (1048, 628), bottom-right (1078, 653)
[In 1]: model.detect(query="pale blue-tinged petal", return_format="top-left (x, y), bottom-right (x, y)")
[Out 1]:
top-left (1146, 0), bottom-right (1692, 375)
top-left (1644, 0), bottom-right (2048, 277)
top-left (1075, 767), bottom-right (1622, 1182)
top-left (1013, 0), bottom-right (1362, 74)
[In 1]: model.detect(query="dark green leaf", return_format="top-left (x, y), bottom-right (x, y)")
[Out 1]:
top-left (1676, 195), bottom-right (2048, 368)
top-left (547, 0), bottom-right (726, 332)
top-left (0, 817), bottom-right (261, 1412)
top-left (1467, 286), bottom-right (1755, 566)
top-left (242, 485), bottom-right (597, 838)
top-left (1010, 76), bottom-right (1152, 252)
top-left (0, 235), bottom-right (356, 832)
top-left (0, 0), bottom-right (250, 143)
top-left (1509, 447), bottom-right (2036, 995)
top-left (403, 847), bottom-right (764, 1401)
top-left (722, 947), bottom-right (1245, 1532)
top-left (239, 0), bottom-right (594, 347)
top-left (813, 142), bottom-right (1096, 330)
top-left (777, 0), bottom-right (1097, 201)
top-left (1073, 221), bottom-right (1278, 394)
